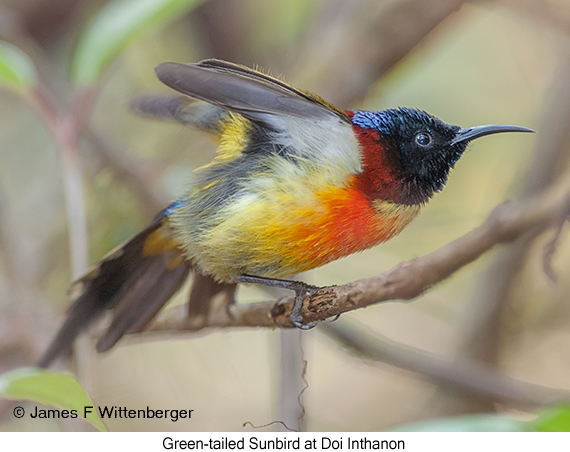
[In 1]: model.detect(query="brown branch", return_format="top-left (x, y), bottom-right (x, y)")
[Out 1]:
top-left (429, 39), bottom-right (570, 416)
top-left (114, 175), bottom-right (570, 411)
top-left (140, 171), bottom-right (570, 335)
top-left (318, 320), bottom-right (568, 408)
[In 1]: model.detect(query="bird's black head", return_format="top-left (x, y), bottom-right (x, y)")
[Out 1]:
top-left (351, 108), bottom-right (534, 205)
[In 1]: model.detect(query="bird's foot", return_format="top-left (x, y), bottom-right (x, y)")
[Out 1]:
top-left (236, 275), bottom-right (319, 329)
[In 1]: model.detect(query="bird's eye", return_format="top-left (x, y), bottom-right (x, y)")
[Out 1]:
top-left (415, 132), bottom-right (432, 147)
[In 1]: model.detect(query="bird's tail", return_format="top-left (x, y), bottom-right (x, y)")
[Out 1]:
top-left (38, 214), bottom-right (191, 368)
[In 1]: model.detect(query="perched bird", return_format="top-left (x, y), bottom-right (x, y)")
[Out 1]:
top-left (38, 59), bottom-right (533, 367)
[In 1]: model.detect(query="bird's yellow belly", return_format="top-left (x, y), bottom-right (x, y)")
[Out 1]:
top-left (179, 179), bottom-right (420, 282)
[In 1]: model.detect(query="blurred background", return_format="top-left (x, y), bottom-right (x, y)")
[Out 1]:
top-left (0, 0), bottom-right (569, 432)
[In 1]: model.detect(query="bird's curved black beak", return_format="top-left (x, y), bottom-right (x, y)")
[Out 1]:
top-left (451, 124), bottom-right (535, 145)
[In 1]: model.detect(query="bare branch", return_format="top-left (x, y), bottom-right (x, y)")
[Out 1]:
top-left (318, 320), bottom-right (568, 408)
top-left (120, 177), bottom-right (570, 411)
top-left (141, 172), bottom-right (570, 335)
top-left (430, 40), bottom-right (570, 415)
top-left (122, 174), bottom-right (570, 409)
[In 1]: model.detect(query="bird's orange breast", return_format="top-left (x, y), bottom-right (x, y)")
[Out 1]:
top-left (179, 175), bottom-right (420, 282)
top-left (282, 179), bottom-right (420, 270)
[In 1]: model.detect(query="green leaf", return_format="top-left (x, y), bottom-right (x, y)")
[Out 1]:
top-left (72, 0), bottom-right (205, 85)
top-left (529, 404), bottom-right (570, 432)
top-left (394, 414), bottom-right (526, 432)
top-left (0, 41), bottom-right (37, 92)
top-left (0, 367), bottom-right (107, 431)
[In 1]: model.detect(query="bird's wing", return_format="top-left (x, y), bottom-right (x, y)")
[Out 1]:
top-left (129, 94), bottom-right (229, 134)
top-left (154, 59), bottom-right (351, 129)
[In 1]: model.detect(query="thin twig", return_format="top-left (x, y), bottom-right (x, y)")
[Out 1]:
top-left (140, 172), bottom-right (570, 335)
top-left (319, 320), bottom-right (568, 408)
top-left (29, 88), bottom-right (90, 279)
top-left (431, 40), bottom-right (570, 415)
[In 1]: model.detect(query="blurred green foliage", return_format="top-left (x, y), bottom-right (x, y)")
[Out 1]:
top-left (0, 41), bottom-right (37, 92)
top-left (0, 368), bottom-right (106, 431)
top-left (396, 404), bottom-right (570, 432)
top-left (528, 404), bottom-right (570, 432)
top-left (73, 0), bottom-right (206, 85)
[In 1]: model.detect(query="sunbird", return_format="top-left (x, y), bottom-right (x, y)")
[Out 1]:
top-left (39, 59), bottom-right (533, 367)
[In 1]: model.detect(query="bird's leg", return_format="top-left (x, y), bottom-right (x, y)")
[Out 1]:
top-left (236, 275), bottom-right (319, 329)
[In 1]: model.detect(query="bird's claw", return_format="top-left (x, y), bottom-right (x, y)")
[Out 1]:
top-left (237, 275), bottom-right (319, 329)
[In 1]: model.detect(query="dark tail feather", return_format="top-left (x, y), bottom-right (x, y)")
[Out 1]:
top-left (38, 217), bottom-right (190, 368)
top-left (96, 255), bottom-right (190, 352)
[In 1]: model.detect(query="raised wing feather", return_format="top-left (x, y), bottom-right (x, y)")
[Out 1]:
top-left (129, 94), bottom-right (228, 134)
top-left (154, 59), bottom-right (350, 128)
